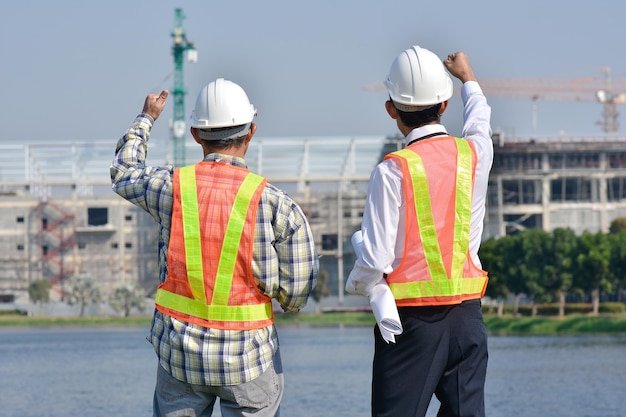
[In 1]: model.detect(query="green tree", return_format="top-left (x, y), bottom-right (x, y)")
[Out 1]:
top-left (575, 231), bottom-right (613, 315)
top-left (518, 229), bottom-right (551, 317)
top-left (608, 217), bottom-right (626, 235)
top-left (109, 283), bottom-right (146, 317)
top-left (502, 233), bottom-right (532, 316)
top-left (479, 236), bottom-right (509, 316)
top-left (28, 279), bottom-right (50, 311)
top-left (63, 273), bottom-right (102, 317)
top-left (311, 270), bottom-right (330, 314)
top-left (544, 228), bottom-right (577, 317)
top-left (608, 231), bottom-right (626, 303)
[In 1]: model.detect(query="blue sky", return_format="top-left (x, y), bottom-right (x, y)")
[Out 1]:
top-left (2, 0), bottom-right (626, 150)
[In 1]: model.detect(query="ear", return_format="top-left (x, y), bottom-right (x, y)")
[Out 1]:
top-left (439, 100), bottom-right (449, 115)
top-left (190, 127), bottom-right (203, 145)
top-left (246, 123), bottom-right (257, 145)
top-left (385, 100), bottom-right (399, 120)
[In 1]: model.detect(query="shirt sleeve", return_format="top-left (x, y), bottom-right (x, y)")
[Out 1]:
top-left (345, 160), bottom-right (402, 296)
top-left (110, 115), bottom-right (175, 227)
top-left (270, 194), bottom-right (319, 312)
top-left (461, 81), bottom-right (493, 164)
top-left (461, 81), bottom-right (494, 266)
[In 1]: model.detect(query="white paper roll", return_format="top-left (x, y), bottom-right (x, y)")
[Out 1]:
top-left (351, 230), bottom-right (403, 343)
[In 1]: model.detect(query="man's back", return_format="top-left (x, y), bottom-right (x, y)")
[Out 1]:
top-left (111, 80), bottom-right (318, 417)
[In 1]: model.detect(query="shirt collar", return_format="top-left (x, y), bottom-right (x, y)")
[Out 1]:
top-left (404, 124), bottom-right (448, 147)
top-left (202, 152), bottom-right (248, 169)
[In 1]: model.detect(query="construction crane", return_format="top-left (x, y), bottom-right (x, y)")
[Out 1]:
top-left (363, 67), bottom-right (626, 133)
top-left (170, 8), bottom-right (197, 167)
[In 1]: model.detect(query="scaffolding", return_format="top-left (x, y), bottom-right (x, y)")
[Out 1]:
top-left (32, 200), bottom-right (77, 289)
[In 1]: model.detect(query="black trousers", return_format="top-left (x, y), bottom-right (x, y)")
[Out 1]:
top-left (371, 299), bottom-right (488, 417)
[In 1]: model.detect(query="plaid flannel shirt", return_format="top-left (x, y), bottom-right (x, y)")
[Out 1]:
top-left (110, 115), bottom-right (318, 385)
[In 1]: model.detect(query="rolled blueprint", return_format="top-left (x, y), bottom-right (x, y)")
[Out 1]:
top-left (351, 231), bottom-right (403, 343)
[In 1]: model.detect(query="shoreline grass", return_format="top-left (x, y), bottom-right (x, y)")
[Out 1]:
top-left (1, 311), bottom-right (626, 335)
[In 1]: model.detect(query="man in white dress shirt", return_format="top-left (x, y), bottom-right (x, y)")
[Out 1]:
top-left (346, 46), bottom-right (494, 417)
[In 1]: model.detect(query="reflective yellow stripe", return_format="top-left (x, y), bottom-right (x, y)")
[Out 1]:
top-left (452, 139), bottom-right (473, 280)
top-left (388, 276), bottom-right (487, 299)
top-left (157, 167), bottom-right (271, 323)
top-left (390, 138), bottom-right (475, 299)
top-left (155, 290), bottom-right (273, 322)
top-left (212, 173), bottom-right (265, 306)
top-left (394, 148), bottom-right (447, 280)
top-left (178, 165), bottom-right (206, 302)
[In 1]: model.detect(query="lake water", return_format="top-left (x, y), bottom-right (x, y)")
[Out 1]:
top-left (1, 325), bottom-right (625, 417)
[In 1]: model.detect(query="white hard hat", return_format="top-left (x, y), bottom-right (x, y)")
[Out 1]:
top-left (384, 45), bottom-right (453, 111)
top-left (190, 78), bottom-right (257, 140)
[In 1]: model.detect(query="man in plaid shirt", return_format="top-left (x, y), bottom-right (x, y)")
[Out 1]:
top-left (111, 79), bottom-right (318, 417)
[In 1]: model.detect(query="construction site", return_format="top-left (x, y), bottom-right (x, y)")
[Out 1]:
top-left (1, 9), bottom-right (626, 310)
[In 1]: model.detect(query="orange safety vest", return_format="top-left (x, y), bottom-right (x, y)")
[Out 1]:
top-left (384, 136), bottom-right (488, 306)
top-left (154, 162), bottom-right (274, 330)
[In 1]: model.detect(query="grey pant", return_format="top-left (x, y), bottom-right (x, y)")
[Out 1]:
top-left (153, 351), bottom-right (284, 417)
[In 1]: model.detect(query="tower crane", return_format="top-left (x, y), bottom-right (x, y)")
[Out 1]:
top-left (363, 67), bottom-right (626, 133)
top-left (170, 8), bottom-right (197, 167)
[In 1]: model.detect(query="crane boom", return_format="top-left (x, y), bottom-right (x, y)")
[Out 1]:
top-left (363, 68), bottom-right (626, 132)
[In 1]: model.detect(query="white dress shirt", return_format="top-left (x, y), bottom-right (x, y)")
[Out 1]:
top-left (346, 81), bottom-right (493, 296)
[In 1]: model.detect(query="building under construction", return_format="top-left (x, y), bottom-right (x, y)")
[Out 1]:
top-left (486, 133), bottom-right (626, 236)
top-left (0, 136), bottom-right (378, 306)
top-left (4, 8), bottom-right (625, 310)
top-left (1, 132), bottom-right (626, 307)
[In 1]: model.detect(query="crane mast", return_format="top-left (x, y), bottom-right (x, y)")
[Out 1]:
top-left (170, 8), bottom-right (197, 167)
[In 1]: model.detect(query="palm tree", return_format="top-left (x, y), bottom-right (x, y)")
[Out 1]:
top-left (109, 283), bottom-right (146, 317)
top-left (63, 273), bottom-right (102, 317)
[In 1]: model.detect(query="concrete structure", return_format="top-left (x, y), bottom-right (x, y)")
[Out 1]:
top-left (486, 133), bottom-right (626, 236)
top-left (0, 137), bottom-right (379, 305)
top-left (0, 187), bottom-right (158, 302)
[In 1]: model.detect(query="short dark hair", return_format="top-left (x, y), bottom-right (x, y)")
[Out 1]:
top-left (195, 126), bottom-right (247, 151)
top-left (396, 103), bottom-right (442, 129)
top-left (202, 136), bottom-right (246, 151)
